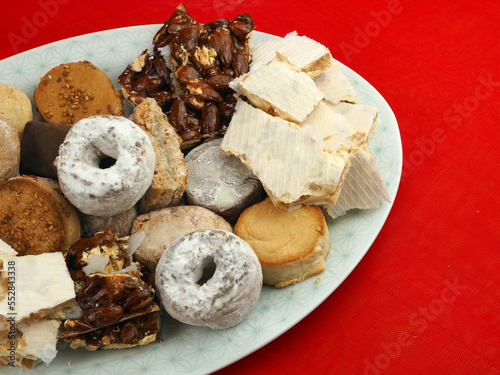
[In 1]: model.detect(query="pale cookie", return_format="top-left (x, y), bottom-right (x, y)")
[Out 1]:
top-left (184, 138), bottom-right (263, 222)
top-left (131, 205), bottom-right (232, 271)
top-left (0, 83), bottom-right (33, 138)
top-left (235, 197), bottom-right (330, 288)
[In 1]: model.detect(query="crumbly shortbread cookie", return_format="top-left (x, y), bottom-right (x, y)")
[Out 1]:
top-left (235, 198), bottom-right (330, 288)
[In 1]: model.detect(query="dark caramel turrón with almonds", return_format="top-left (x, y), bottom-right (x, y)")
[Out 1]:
top-left (64, 311), bottom-right (161, 350)
top-left (65, 230), bottom-right (137, 281)
top-left (60, 272), bottom-right (159, 339)
top-left (118, 4), bottom-right (254, 148)
top-left (61, 231), bottom-right (160, 347)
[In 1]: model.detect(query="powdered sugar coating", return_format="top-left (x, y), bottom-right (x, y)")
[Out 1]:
top-left (0, 117), bottom-right (20, 183)
top-left (184, 138), bottom-right (263, 222)
top-left (55, 115), bottom-right (155, 217)
top-left (155, 229), bottom-right (263, 329)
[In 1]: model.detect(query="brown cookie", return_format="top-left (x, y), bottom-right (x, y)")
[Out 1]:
top-left (0, 175), bottom-right (81, 255)
top-left (34, 60), bottom-right (123, 125)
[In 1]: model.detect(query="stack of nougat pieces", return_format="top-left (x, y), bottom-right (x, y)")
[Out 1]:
top-left (222, 31), bottom-right (390, 217)
top-left (0, 240), bottom-right (77, 369)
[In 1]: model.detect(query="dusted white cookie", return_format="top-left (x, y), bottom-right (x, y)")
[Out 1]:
top-left (155, 229), bottom-right (262, 329)
top-left (184, 138), bottom-right (263, 222)
top-left (55, 115), bottom-right (155, 217)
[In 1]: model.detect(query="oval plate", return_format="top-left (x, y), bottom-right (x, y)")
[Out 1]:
top-left (0, 25), bottom-right (402, 375)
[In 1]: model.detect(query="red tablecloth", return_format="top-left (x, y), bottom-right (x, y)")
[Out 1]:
top-left (1, 1), bottom-right (499, 374)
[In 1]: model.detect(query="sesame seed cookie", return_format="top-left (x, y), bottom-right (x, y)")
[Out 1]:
top-left (0, 175), bottom-right (81, 255)
top-left (34, 60), bottom-right (124, 125)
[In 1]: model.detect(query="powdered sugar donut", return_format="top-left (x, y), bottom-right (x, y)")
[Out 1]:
top-left (55, 115), bottom-right (155, 217)
top-left (155, 229), bottom-right (262, 329)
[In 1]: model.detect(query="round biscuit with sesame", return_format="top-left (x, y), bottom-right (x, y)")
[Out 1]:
top-left (0, 175), bottom-right (81, 255)
top-left (34, 60), bottom-right (124, 125)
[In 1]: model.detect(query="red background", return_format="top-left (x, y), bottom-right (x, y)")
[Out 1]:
top-left (1, 0), bottom-right (499, 374)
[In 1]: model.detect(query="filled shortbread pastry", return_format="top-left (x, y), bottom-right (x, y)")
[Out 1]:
top-left (235, 198), bottom-right (330, 288)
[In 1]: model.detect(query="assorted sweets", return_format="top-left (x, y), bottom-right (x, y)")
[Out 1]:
top-left (0, 3), bottom-right (390, 370)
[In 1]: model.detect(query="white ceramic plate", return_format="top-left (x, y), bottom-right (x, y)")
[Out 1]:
top-left (0, 25), bottom-right (402, 375)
